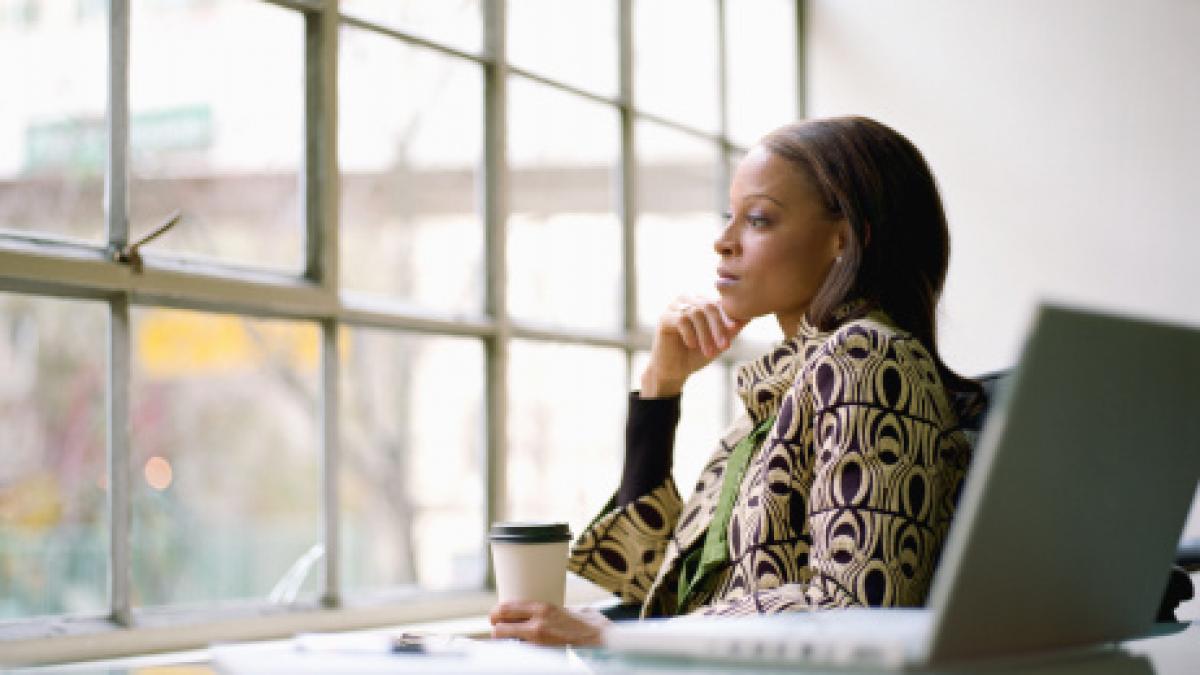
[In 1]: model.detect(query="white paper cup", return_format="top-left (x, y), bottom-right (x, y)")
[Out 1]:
top-left (489, 522), bottom-right (572, 606)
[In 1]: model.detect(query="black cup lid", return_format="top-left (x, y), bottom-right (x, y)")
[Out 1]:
top-left (488, 521), bottom-right (571, 543)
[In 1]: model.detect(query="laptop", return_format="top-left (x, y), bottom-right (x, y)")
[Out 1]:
top-left (604, 303), bottom-right (1200, 669)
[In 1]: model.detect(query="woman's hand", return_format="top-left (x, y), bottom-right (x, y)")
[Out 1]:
top-left (641, 297), bottom-right (746, 398)
top-left (489, 601), bottom-right (611, 646)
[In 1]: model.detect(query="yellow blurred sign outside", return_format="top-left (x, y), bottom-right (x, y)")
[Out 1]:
top-left (137, 309), bottom-right (339, 377)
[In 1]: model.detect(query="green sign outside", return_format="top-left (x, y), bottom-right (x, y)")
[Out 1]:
top-left (24, 105), bottom-right (214, 174)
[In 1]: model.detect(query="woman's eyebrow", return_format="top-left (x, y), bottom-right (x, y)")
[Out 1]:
top-left (740, 192), bottom-right (788, 210)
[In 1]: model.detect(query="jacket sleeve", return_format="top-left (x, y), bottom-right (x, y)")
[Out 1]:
top-left (691, 326), bottom-right (969, 616)
top-left (568, 479), bottom-right (682, 604)
top-left (567, 393), bottom-right (684, 604)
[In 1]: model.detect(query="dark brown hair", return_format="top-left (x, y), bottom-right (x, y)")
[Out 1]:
top-left (762, 115), bottom-right (981, 397)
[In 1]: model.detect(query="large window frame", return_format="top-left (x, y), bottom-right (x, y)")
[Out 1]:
top-left (0, 0), bottom-right (802, 664)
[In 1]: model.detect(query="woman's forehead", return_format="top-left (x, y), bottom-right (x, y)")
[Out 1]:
top-left (730, 146), bottom-right (817, 205)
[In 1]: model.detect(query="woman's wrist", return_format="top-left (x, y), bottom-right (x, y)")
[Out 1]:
top-left (640, 368), bottom-right (684, 398)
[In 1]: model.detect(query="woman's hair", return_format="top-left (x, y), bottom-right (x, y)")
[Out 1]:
top-left (761, 115), bottom-right (981, 398)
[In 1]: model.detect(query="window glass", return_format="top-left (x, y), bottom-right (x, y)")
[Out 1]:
top-left (508, 77), bottom-right (621, 331)
top-left (341, 0), bottom-right (482, 55)
top-left (725, 0), bottom-right (798, 147)
top-left (507, 0), bottom-right (617, 97)
top-left (631, 352), bottom-right (730, 496)
top-left (634, 0), bottom-right (719, 132)
top-left (129, 0), bottom-right (303, 272)
top-left (0, 0), bottom-right (107, 241)
top-left (0, 292), bottom-right (107, 620)
top-left (339, 28), bottom-right (484, 313)
top-left (635, 121), bottom-right (722, 329)
top-left (130, 308), bottom-right (320, 607)
top-left (340, 329), bottom-right (485, 593)
top-left (508, 342), bottom-right (625, 535)
top-left (0, 0), bottom-right (811, 633)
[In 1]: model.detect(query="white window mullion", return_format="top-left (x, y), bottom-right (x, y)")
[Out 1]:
top-left (306, 0), bottom-right (342, 607)
top-left (482, 0), bottom-right (509, 590)
top-left (715, 0), bottom-right (732, 199)
top-left (618, 0), bottom-right (637, 387)
top-left (106, 297), bottom-right (133, 627)
top-left (795, 0), bottom-right (807, 120)
top-left (319, 317), bottom-right (340, 607)
top-left (106, 0), bottom-right (130, 250)
top-left (105, 0), bottom-right (133, 627)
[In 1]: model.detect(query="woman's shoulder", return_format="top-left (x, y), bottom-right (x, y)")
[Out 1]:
top-left (812, 308), bottom-right (923, 359)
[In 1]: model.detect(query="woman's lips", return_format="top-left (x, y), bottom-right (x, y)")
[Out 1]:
top-left (715, 270), bottom-right (739, 290)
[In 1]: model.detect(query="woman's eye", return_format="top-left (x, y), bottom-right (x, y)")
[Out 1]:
top-left (747, 215), bottom-right (770, 228)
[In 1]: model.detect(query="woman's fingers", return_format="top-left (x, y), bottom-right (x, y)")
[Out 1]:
top-left (700, 303), bottom-right (730, 351)
top-left (488, 603), bottom-right (609, 646)
top-left (488, 602), bottom-right (558, 644)
top-left (674, 309), bottom-right (699, 350)
top-left (675, 297), bottom-right (737, 358)
top-left (491, 619), bottom-right (541, 642)
top-left (488, 601), bottom-right (544, 624)
top-left (685, 308), bottom-right (718, 357)
top-left (643, 295), bottom-right (743, 396)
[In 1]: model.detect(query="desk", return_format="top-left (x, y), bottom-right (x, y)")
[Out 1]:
top-left (13, 623), bottom-right (1199, 675)
top-left (17, 572), bottom-right (1200, 675)
top-left (210, 622), bottom-right (1200, 675)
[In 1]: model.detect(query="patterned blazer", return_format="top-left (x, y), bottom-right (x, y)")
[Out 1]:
top-left (568, 307), bottom-right (980, 617)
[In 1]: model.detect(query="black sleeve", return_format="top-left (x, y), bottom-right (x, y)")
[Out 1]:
top-left (617, 391), bottom-right (681, 507)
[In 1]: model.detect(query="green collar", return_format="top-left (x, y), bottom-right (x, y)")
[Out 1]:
top-left (675, 414), bottom-right (775, 613)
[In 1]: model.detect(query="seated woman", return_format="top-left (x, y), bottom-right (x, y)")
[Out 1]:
top-left (490, 116), bottom-right (985, 646)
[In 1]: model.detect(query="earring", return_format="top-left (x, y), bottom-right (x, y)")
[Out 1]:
top-left (836, 255), bottom-right (844, 263)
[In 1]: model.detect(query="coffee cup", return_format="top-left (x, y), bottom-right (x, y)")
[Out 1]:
top-left (488, 522), bottom-right (572, 605)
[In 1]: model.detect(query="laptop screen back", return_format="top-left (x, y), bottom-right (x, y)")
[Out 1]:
top-left (926, 304), bottom-right (1200, 662)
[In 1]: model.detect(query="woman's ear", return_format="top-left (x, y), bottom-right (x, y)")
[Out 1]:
top-left (833, 218), bottom-right (852, 261)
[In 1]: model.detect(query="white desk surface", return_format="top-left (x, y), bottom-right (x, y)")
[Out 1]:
top-left (13, 622), bottom-right (1196, 675)
top-left (15, 572), bottom-right (1200, 675)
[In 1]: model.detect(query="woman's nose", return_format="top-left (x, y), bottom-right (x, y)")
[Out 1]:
top-left (714, 222), bottom-right (737, 256)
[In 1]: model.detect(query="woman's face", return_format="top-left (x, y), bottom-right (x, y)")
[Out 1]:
top-left (715, 144), bottom-right (847, 336)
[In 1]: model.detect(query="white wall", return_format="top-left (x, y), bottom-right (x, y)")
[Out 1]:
top-left (806, 0), bottom-right (1200, 376)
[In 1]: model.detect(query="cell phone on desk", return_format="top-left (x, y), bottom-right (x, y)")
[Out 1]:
top-left (391, 632), bottom-right (472, 656)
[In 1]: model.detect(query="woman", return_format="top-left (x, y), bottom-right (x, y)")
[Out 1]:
top-left (490, 116), bottom-right (985, 646)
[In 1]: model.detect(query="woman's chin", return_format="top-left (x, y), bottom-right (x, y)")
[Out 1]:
top-left (717, 298), bottom-right (757, 324)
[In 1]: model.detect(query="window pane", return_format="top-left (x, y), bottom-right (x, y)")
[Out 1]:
top-left (0, 1), bottom-right (106, 240)
top-left (339, 29), bottom-right (484, 312)
top-left (631, 352), bottom-right (730, 496)
top-left (635, 121), bottom-right (722, 329)
top-left (507, 0), bottom-right (617, 97)
top-left (508, 78), bottom-right (621, 331)
top-left (634, 0), bottom-right (719, 131)
top-left (130, 308), bottom-right (320, 608)
top-left (508, 342), bottom-right (625, 535)
top-left (129, 0), bottom-right (303, 272)
top-left (341, 0), bottom-right (482, 55)
top-left (725, 0), bottom-right (798, 146)
top-left (0, 292), bottom-right (107, 620)
top-left (341, 330), bottom-right (485, 593)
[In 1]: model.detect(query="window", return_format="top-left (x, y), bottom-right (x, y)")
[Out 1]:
top-left (0, 0), bottom-right (799, 657)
